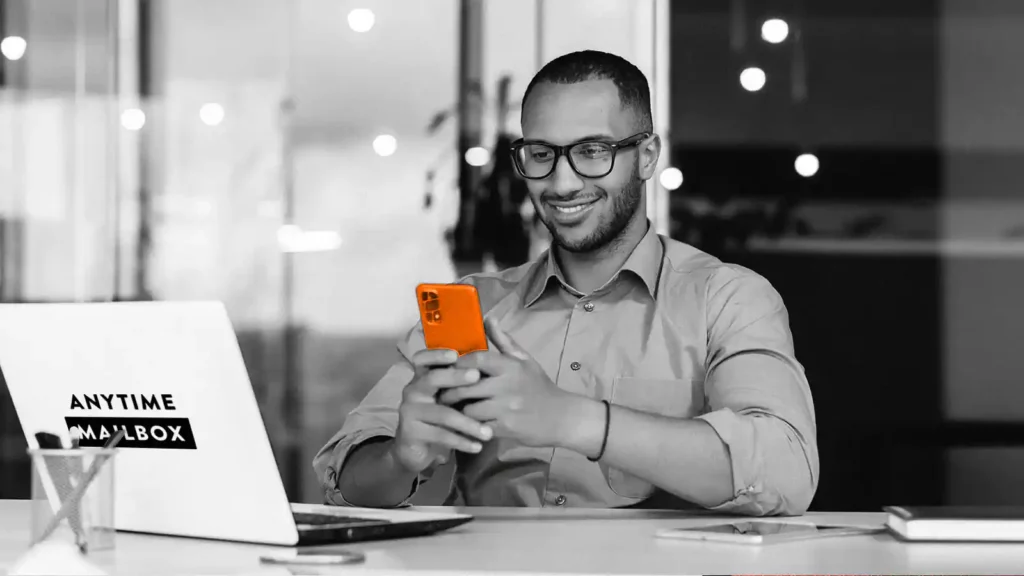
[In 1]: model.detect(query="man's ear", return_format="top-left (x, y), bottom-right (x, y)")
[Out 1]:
top-left (638, 133), bottom-right (663, 181)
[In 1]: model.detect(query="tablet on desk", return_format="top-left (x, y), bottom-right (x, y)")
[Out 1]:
top-left (655, 520), bottom-right (883, 544)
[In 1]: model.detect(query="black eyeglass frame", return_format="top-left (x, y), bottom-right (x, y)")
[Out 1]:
top-left (509, 132), bottom-right (651, 180)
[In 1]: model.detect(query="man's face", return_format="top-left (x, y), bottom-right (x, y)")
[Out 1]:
top-left (520, 79), bottom-right (658, 253)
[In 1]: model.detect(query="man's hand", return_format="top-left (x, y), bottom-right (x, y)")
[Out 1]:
top-left (438, 318), bottom-right (574, 448)
top-left (392, 349), bottom-right (494, 474)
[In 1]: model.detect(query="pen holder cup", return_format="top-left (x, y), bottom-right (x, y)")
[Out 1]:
top-left (27, 447), bottom-right (118, 553)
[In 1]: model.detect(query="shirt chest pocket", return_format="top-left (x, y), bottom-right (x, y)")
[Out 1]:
top-left (600, 376), bottom-right (705, 499)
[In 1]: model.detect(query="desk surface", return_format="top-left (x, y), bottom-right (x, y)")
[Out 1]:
top-left (4, 500), bottom-right (1024, 575)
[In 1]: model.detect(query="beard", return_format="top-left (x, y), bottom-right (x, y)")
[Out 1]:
top-left (538, 161), bottom-right (644, 254)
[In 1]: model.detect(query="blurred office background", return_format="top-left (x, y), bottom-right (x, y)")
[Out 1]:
top-left (2, 0), bottom-right (1023, 512)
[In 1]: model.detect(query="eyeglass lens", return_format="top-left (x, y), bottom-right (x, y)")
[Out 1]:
top-left (516, 142), bottom-right (615, 178)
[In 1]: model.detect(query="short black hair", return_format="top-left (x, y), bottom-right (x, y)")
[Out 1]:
top-left (521, 50), bottom-right (653, 133)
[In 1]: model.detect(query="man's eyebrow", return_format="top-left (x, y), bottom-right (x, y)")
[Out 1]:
top-left (573, 133), bottom-right (616, 143)
top-left (524, 133), bottom-right (617, 145)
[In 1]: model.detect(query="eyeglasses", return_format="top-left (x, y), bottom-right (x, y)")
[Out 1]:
top-left (509, 132), bottom-right (651, 180)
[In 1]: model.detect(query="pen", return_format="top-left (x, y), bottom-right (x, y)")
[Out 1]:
top-left (68, 427), bottom-right (86, 552)
top-left (68, 428), bottom-right (84, 487)
top-left (35, 429), bottom-right (126, 546)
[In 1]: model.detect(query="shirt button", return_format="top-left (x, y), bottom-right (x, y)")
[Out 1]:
top-left (570, 362), bottom-right (581, 371)
top-left (555, 494), bottom-right (566, 506)
top-left (583, 302), bottom-right (595, 312)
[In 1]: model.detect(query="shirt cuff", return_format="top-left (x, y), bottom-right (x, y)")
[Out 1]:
top-left (695, 408), bottom-right (767, 515)
top-left (320, 427), bottom-right (422, 508)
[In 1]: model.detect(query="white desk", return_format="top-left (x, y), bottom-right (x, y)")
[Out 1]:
top-left (4, 500), bottom-right (1024, 575)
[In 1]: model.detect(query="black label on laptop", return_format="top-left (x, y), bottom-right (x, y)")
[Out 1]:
top-left (65, 417), bottom-right (198, 449)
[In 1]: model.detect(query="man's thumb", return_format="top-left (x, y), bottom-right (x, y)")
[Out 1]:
top-left (485, 317), bottom-right (529, 361)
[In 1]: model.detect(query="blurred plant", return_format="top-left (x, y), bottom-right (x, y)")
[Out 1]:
top-left (427, 75), bottom-right (534, 268)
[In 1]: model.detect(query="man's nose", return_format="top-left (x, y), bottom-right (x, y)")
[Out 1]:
top-left (548, 155), bottom-right (584, 196)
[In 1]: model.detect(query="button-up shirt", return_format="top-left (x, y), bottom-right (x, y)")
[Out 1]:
top-left (313, 222), bottom-right (819, 516)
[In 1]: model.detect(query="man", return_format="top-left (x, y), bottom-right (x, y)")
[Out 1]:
top-left (314, 50), bottom-right (818, 516)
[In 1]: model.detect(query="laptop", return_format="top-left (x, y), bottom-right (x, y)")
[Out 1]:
top-left (0, 301), bottom-right (473, 546)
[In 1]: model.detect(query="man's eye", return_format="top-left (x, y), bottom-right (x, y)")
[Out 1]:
top-left (578, 145), bottom-right (610, 158)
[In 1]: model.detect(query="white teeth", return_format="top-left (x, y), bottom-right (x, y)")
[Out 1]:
top-left (555, 205), bottom-right (586, 214)
top-left (553, 201), bottom-right (596, 214)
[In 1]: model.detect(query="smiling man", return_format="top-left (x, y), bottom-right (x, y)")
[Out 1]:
top-left (314, 50), bottom-right (819, 516)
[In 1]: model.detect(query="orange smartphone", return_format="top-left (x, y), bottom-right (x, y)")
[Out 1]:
top-left (416, 283), bottom-right (488, 356)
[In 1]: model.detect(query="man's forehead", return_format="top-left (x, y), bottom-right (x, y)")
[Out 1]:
top-left (522, 78), bottom-right (634, 142)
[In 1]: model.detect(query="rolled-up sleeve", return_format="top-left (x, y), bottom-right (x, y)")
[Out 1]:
top-left (695, 269), bottom-right (819, 516)
top-left (312, 325), bottom-right (441, 507)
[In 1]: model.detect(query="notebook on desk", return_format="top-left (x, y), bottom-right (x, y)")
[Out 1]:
top-left (885, 505), bottom-right (1024, 542)
top-left (0, 301), bottom-right (473, 546)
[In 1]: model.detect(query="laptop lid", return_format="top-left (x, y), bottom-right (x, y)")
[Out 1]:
top-left (0, 301), bottom-right (301, 545)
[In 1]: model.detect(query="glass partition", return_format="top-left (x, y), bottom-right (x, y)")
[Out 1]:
top-left (1, 0), bottom-right (667, 504)
top-left (666, 0), bottom-right (1024, 509)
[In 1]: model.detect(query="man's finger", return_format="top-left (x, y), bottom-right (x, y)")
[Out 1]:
top-left (454, 350), bottom-right (514, 375)
top-left (411, 348), bottom-right (459, 371)
top-left (461, 398), bottom-right (504, 423)
top-left (418, 404), bottom-right (494, 443)
top-left (404, 368), bottom-right (480, 404)
top-left (421, 426), bottom-right (484, 454)
top-left (423, 367), bottom-right (482, 390)
top-left (436, 379), bottom-right (502, 406)
top-left (484, 317), bottom-right (530, 361)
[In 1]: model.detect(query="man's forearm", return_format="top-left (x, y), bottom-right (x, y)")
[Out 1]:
top-left (336, 437), bottom-right (420, 507)
top-left (559, 396), bottom-right (734, 508)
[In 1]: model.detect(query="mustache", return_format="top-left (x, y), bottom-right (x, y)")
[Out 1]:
top-left (540, 191), bottom-right (604, 204)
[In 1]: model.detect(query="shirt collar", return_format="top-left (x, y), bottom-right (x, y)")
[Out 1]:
top-left (524, 220), bottom-right (663, 308)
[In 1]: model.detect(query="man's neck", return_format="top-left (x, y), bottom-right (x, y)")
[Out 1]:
top-left (554, 215), bottom-right (649, 295)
